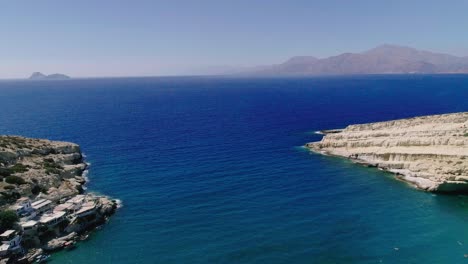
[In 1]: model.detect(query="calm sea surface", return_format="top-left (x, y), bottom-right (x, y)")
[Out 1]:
top-left (0, 75), bottom-right (467, 263)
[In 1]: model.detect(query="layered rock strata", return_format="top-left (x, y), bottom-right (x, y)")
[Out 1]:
top-left (306, 112), bottom-right (468, 192)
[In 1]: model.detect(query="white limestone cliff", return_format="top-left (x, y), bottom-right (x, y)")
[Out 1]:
top-left (306, 112), bottom-right (468, 192)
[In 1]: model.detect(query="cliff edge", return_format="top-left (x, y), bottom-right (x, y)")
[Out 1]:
top-left (306, 112), bottom-right (468, 192)
top-left (0, 136), bottom-right (118, 262)
top-left (0, 136), bottom-right (87, 204)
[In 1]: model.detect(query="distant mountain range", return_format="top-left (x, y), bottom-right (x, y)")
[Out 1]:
top-left (29, 72), bottom-right (71, 80)
top-left (246, 45), bottom-right (468, 76)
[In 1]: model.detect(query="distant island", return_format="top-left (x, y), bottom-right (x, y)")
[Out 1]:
top-left (29, 72), bottom-right (71, 80)
top-left (245, 44), bottom-right (468, 76)
top-left (306, 112), bottom-right (468, 192)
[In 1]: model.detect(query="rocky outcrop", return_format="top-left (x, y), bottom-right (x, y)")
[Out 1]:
top-left (0, 136), bottom-right (120, 263)
top-left (0, 136), bottom-right (87, 206)
top-left (64, 195), bottom-right (118, 234)
top-left (0, 135), bottom-right (121, 264)
top-left (43, 232), bottom-right (77, 251)
top-left (306, 112), bottom-right (468, 192)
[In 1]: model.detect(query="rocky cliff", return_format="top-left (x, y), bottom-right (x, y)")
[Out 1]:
top-left (306, 112), bottom-right (468, 192)
top-left (0, 136), bottom-right (87, 206)
top-left (0, 136), bottom-right (119, 263)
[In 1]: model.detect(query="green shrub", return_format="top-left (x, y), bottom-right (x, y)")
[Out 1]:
top-left (43, 161), bottom-right (63, 175)
top-left (10, 163), bottom-right (29, 173)
top-left (43, 161), bottom-right (63, 170)
top-left (3, 185), bottom-right (15, 190)
top-left (0, 191), bottom-right (20, 204)
top-left (5, 175), bottom-right (26, 185)
top-left (31, 185), bottom-right (41, 195)
top-left (0, 210), bottom-right (18, 232)
top-left (0, 168), bottom-right (12, 177)
top-left (44, 158), bottom-right (54, 163)
top-left (45, 167), bottom-right (61, 175)
top-left (31, 185), bottom-right (47, 195)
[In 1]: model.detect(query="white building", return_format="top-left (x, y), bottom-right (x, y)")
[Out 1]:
top-left (0, 230), bottom-right (22, 256)
top-left (54, 195), bottom-right (87, 216)
top-left (31, 199), bottom-right (53, 214)
top-left (65, 195), bottom-right (85, 209)
top-left (74, 202), bottom-right (96, 218)
top-left (11, 197), bottom-right (33, 216)
top-left (54, 203), bottom-right (75, 214)
top-left (39, 211), bottom-right (67, 227)
top-left (20, 220), bottom-right (38, 235)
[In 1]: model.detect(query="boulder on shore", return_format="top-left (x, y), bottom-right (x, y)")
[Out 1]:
top-left (43, 232), bottom-right (77, 251)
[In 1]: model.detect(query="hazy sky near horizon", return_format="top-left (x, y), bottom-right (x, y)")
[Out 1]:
top-left (2, 0), bottom-right (468, 78)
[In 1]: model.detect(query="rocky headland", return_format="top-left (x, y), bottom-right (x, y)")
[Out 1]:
top-left (306, 112), bottom-right (468, 192)
top-left (0, 136), bottom-right (118, 263)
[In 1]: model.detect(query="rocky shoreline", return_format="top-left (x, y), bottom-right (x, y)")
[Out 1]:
top-left (306, 112), bottom-right (468, 192)
top-left (0, 136), bottom-right (119, 263)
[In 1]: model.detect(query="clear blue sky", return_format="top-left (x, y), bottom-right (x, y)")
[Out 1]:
top-left (1, 0), bottom-right (468, 78)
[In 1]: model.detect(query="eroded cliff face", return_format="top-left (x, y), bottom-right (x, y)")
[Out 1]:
top-left (0, 136), bottom-right (87, 206)
top-left (306, 112), bottom-right (468, 192)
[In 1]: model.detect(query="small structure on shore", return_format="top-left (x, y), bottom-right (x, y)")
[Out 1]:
top-left (20, 221), bottom-right (38, 235)
top-left (11, 198), bottom-right (33, 215)
top-left (31, 200), bottom-right (53, 215)
top-left (74, 202), bottom-right (96, 218)
top-left (0, 230), bottom-right (22, 256)
top-left (11, 198), bottom-right (37, 221)
top-left (39, 211), bottom-right (67, 227)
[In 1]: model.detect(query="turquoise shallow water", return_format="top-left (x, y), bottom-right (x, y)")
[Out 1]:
top-left (0, 75), bottom-right (467, 263)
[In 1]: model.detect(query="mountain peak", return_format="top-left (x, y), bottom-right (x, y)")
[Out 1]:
top-left (248, 45), bottom-right (468, 76)
top-left (363, 44), bottom-right (418, 54)
top-left (373, 44), bottom-right (412, 50)
top-left (284, 56), bottom-right (319, 64)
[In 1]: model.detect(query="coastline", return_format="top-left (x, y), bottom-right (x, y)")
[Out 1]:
top-left (0, 136), bottom-right (119, 263)
top-left (305, 112), bottom-right (468, 193)
top-left (306, 146), bottom-right (437, 191)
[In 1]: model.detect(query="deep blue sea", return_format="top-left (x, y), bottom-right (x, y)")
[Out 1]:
top-left (0, 75), bottom-right (468, 263)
